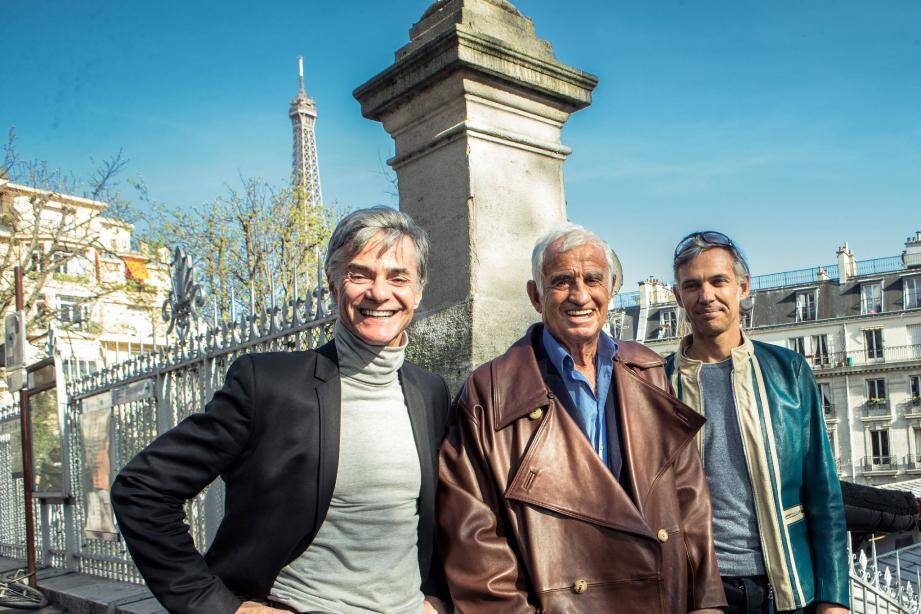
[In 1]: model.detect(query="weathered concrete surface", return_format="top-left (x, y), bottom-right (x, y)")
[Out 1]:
top-left (0, 557), bottom-right (163, 614)
top-left (355, 0), bottom-right (597, 384)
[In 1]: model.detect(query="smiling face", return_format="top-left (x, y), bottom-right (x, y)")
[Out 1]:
top-left (673, 247), bottom-right (750, 341)
top-left (527, 241), bottom-right (613, 355)
top-left (329, 233), bottom-right (423, 347)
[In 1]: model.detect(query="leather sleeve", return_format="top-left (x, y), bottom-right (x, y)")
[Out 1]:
top-left (110, 356), bottom-right (255, 614)
top-left (437, 384), bottom-right (536, 613)
top-left (797, 358), bottom-right (850, 608)
top-left (673, 437), bottom-right (728, 610)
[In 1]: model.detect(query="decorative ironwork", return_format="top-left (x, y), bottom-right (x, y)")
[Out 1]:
top-left (850, 543), bottom-right (921, 612)
top-left (162, 247), bottom-right (205, 344)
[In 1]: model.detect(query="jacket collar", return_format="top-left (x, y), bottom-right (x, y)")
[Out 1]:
top-left (494, 324), bottom-right (668, 429)
top-left (674, 330), bottom-right (755, 375)
top-left (314, 339), bottom-right (339, 382)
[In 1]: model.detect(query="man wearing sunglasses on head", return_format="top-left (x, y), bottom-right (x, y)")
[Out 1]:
top-left (665, 231), bottom-right (849, 613)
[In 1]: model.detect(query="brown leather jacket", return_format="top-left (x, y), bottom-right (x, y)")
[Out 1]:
top-left (438, 326), bottom-right (727, 613)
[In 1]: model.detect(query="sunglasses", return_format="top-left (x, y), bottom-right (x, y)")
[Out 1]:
top-left (673, 231), bottom-right (736, 260)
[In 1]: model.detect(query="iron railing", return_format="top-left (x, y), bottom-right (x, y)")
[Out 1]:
top-left (810, 344), bottom-right (921, 371)
top-left (0, 247), bottom-right (336, 583)
top-left (861, 456), bottom-right (899, 472)
top-left (903, 454), bottom-right (921, 471)
top-left (853, 545), bottom-right (921, 613)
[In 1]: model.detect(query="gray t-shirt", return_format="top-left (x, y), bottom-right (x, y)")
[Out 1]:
top-left (700, 359), bottom-right (766, 577)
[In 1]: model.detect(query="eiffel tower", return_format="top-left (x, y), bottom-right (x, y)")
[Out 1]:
top-left (289, 56), bottom-right (323, 207)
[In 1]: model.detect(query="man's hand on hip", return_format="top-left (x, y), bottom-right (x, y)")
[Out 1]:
top-left (816, 604), bottom-right (849, 614)
top-left (235, 601), bottom-right (289, 613)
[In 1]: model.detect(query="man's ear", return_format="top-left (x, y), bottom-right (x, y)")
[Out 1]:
top-left (739, 275), bottom-right (751, 300)
top-left (672, 284), bottom-right (684, 309)
top-left (329, 281), bottom-right (339, 304)
top-left (526, 280), bottom-right (543, 314)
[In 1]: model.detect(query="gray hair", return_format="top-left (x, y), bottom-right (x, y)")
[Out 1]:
top-left (324, 206), bottom-right (430, 289)
top-left (530, 224), bottom-right (622, 295)
top-left (672, 232), bottom-right (750, 283)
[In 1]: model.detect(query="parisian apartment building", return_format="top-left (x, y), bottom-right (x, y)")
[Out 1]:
top-left (610, 231), bottom-right (921, 487)
top-left (0, 181), bottom-right (170, 403)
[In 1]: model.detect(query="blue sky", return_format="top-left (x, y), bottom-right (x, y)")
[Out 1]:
top-left (2, 0), bottom-right (919, 289)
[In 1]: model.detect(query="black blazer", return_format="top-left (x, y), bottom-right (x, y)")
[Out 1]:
top-left (110, 341), bottom-right (451, 613)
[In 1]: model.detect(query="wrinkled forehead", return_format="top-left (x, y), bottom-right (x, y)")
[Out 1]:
top-left (350, 233), bottom-right (416, 270)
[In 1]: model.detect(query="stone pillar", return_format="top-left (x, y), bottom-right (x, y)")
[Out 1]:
top-left (354, 0), bottom-right (597, 388)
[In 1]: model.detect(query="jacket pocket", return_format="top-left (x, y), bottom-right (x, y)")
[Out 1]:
top-left (783, 503), bottom-right (804, 525)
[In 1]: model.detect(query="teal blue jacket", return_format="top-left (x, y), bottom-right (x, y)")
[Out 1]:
top-left (665, 335), bottom-right (849, 610)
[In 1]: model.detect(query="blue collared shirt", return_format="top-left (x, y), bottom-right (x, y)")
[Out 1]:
top-left (542, 327), bottom-right (618, 467)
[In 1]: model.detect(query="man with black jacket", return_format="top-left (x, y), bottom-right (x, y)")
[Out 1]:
top-left (111, 207), bottom-right (451, 614)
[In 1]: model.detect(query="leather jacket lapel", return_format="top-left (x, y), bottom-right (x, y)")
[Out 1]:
top-left (615, 359), bottom-right (705, 515)
top-left (505, 399), bottom-right (653, 540)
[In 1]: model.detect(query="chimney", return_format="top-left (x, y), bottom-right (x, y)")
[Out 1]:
top-left (903, 231), bottom-right (921, 269)
top-left (837, 242), bottom-right (856, 284)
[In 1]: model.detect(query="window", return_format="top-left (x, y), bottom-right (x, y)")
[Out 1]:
top-left (795, 290), bottom-right (817, 322)
top-left (911, 375), bottom-right (921, 405)
top-left (53, 250), bottom-right (71, 275)
top-left (52, 250), bottom-right (91, 277)
top-left (741, 309), bottom-right (753, 329)
top-left (29, 249), bottom-right (44, 273)
top-left (866, 378), bottom-right (887, 406)
top-left (861, 282), bottom-right (882, 315)
top-left (55, 295), bottom-right (89, 328)
top-left (818, 382), bottom-right (833, 416)
top-left (864, 328), bottom-right (884, 360)
top-left (811, 334), bottom-right (829, 366)
top-left (658, 310), bottom-right (678, 339)
top-left (789, 337), bottom-right (806, 356)
top-left (870, 429), bottom-right (891, 464)
top-left (62, 359), bottom-right (97, 381)
top-left (906, 277), bottom-right (921, 310)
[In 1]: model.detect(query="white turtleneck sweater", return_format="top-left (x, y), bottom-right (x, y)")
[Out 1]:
top-left (270, 321), bottom-right (423, 613)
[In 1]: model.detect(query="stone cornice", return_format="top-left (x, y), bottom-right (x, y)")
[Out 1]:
top-left (354, 26), bottom-right (598, 120)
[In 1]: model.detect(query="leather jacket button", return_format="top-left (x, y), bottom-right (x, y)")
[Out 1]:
top-left (657, 529), bottom-right (669, 543)
top-left (528, 407), bottom-right (544, 420)
top-left (571, 579), bottom-right (588, 594)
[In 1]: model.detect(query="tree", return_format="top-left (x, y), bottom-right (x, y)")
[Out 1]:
top-left (1, 128), bottom-right (139, 348)
top-left (136, 175), bottom-right (335, 321)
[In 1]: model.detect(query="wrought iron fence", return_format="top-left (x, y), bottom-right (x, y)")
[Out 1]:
top-left (854, 543), bottom-right (921, 613)
top-left (0, 247), bottom-right (335, 582)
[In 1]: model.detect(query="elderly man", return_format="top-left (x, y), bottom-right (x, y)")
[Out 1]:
top-left (667, 231), bottom-right (849, 613)
top-left (111, 207), bottom-right (450, 614)
top-left (437, 224), bottom-right (726, 613)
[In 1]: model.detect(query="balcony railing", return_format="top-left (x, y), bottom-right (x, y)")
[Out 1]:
top-left (860, 402), bottom-right (891, 420)
top-left (809, 344), bottom-right (921, 370)
top-left (608, 252), bottom-right (921, 314)
top-left (822, 404), bottom-right (837, 422)
top-left (902, 399), bottom-right (921, 417)
top-left (861, 455), bottom-right (898, 473)
top-left (613, 291), bottom-right (640, 310)
top-left (903, 454), bottom-right (921, 471)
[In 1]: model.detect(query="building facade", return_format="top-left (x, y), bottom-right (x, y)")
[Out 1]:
top-left (1, 181), bottom-right (170, 400)
top-left (611, 232), bottom-right (921, 487)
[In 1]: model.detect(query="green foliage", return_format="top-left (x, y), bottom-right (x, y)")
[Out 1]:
top-left (136, 176), bottom-right (336, 319)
